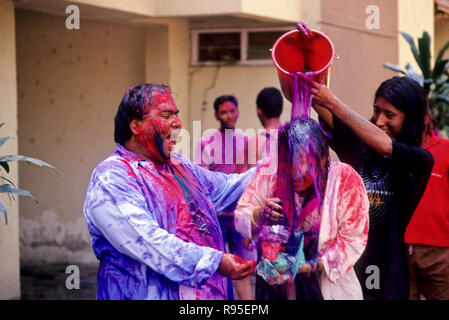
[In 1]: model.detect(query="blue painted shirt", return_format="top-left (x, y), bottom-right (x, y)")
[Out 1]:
top-left (83, 144), bottom-right (255, 300)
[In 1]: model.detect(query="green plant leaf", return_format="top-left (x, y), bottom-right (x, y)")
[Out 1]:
top-left (418, 31), bottom-right (431, 79)
top-left (433, 59), bottom-right (449, 81)
top-left (401, 31), bottom-right (424, 73)
top-left (0, 184), bottom-right (35, 200)
top-left (0, 202), bottom-right (7, 224)
top-left (0, 155), bottom-right (57, 172)
top-left (0, 136), bottom-right (12, 148)
top-left (433, 94), bottom-right (449, 104)
top-left (0, 122), bottom-right (5, 129)
top-left (383, 62), bottom-right (406, 74)
top-left (0, 162), bottom-right (9, 173)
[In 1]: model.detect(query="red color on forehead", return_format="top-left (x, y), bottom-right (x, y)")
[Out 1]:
top-left (142, 88), bottom-right (175, 115)
top-left (152, 88), bottom-right (173, 105)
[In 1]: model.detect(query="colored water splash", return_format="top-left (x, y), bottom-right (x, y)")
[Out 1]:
top-left (291, 71), bottom-right (315, 120)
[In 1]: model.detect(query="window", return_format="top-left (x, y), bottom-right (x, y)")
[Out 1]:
top-left (198, 32), bottom-right (241, 62)
top-left (247, 30), bottom-right (286, 60)
top-left (191, 28), bottom-right (290, 65)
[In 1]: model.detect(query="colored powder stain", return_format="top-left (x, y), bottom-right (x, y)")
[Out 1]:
top-left (155, 133), bottom-right (167, 160)
top-left (291, 71), bottom-right (314, 120)
top-left (233, 255), bottom-right (257, 272)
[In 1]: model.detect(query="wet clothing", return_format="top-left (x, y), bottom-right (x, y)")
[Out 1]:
top-left (235, 158), bottom-right (369, 300)
top-left (83, 143), bottom-right (255, 300)
top-left (323, 117), bottom-right (434, 300)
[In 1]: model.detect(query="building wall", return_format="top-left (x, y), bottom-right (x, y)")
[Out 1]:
top-left (398, 0), bottom-right (434, 69)
top-left (16, 10), bottom-right (146, 265)
top-left (435, 16), bottom-right (449, 59)
top-left (0, 0), bottom-right (21, 300)
top-left (320, 0), bottom-right (399, 119)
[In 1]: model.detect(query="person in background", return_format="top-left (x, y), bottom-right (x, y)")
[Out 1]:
top-left (84, 84), bottom-right (256, 300)
top-left (248, 87), bottom-right (284, 167)
top-left (196, 94), bottom-right (257, 300)
top-left (405, 111), bottom-right (449, 300)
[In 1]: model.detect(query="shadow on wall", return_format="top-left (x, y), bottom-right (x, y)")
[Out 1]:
top-left (20, 263), bottom-right (98, 300)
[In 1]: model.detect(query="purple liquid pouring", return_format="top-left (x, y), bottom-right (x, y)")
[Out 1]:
top-left (290, 71), bottom-right (315, 120)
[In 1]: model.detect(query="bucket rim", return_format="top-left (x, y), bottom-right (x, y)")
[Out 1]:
top-left (271, 29), bottom-right (335, 76)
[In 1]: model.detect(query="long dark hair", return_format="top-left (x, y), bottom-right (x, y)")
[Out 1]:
top-left (374, 76), bottom-right (429, 147)
top-left (276, 118), bottom-right (329, 231)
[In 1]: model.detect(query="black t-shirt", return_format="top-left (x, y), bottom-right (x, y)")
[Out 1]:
top-left (323, 116), bottom-right (434, 300)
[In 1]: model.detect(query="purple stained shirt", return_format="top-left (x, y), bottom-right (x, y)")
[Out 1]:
top-left (83, 143), bottom-right (255, 300)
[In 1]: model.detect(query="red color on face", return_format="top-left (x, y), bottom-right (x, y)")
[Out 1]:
top-left (136, 91), bottom-right (182, 163)
top-left (215, 101), bottom-right (239, 130)
top-left (292, 153), bottom-right (316, 193)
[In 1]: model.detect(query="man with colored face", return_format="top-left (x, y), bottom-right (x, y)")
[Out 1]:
top-left (83, 84), bottom-right (257, 300)
top-left (197, 95), bottom-right (256, 300)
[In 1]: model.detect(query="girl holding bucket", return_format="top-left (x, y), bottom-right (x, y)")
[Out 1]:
top-left (311, 75), bottom-right (434, 299)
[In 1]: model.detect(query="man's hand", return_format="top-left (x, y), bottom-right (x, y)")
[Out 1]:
top-left (252, 197), bottom-right (283, 226)
top-left (217, 253), bottom-right (257, 280)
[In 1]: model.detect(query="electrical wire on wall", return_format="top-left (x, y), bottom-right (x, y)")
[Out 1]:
top-left (201, 63), bottom-right (221, 124)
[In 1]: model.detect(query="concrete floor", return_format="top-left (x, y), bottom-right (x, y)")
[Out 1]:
top-left (20, 263), bottom-right (256, 300)
top-left (20, 263), bottom-right (98, 300)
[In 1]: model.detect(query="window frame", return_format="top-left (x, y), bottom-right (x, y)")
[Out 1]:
top-left (190, 27), bottom-right (291, 66)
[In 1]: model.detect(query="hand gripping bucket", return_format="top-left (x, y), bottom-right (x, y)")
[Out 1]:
top-left (271, 29), bottom-right (335, 103)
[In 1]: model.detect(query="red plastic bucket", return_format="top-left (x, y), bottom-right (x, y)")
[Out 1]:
top-left (271, 29), bottom-right (335, 102)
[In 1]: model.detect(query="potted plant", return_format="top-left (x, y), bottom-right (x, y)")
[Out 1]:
top-left (384, 31), bottom-right (449, 137)
top-left (0, 122), bottom-right (56, 224)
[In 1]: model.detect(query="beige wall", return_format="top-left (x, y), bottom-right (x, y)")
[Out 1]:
top-left (167, 20), bottom-right (191, 130)
top-left (320, 0), bottom-right (398, 119)
top-left (435, 17), bottom-right (449, 59)
top-left (16, 10), bottom-right (146, 264)
top-left (398, 0), bottom-right (434, 69)
top-left (70, 0), bottom-right (302, 22)
top-left (0, 0), bottom-right (21, 300)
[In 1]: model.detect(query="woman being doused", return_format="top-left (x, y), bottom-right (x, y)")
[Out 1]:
top-left (234, 118), bottom-right (369, 300)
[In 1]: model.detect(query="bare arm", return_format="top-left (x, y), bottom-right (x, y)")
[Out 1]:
top-left (311, 82), bottom-right (393, 157)
top-left (312, 103), bottom-right (334, 130)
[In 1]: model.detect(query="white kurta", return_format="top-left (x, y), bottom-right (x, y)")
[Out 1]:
top-left (234, 158), bottom-right (369, 300)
